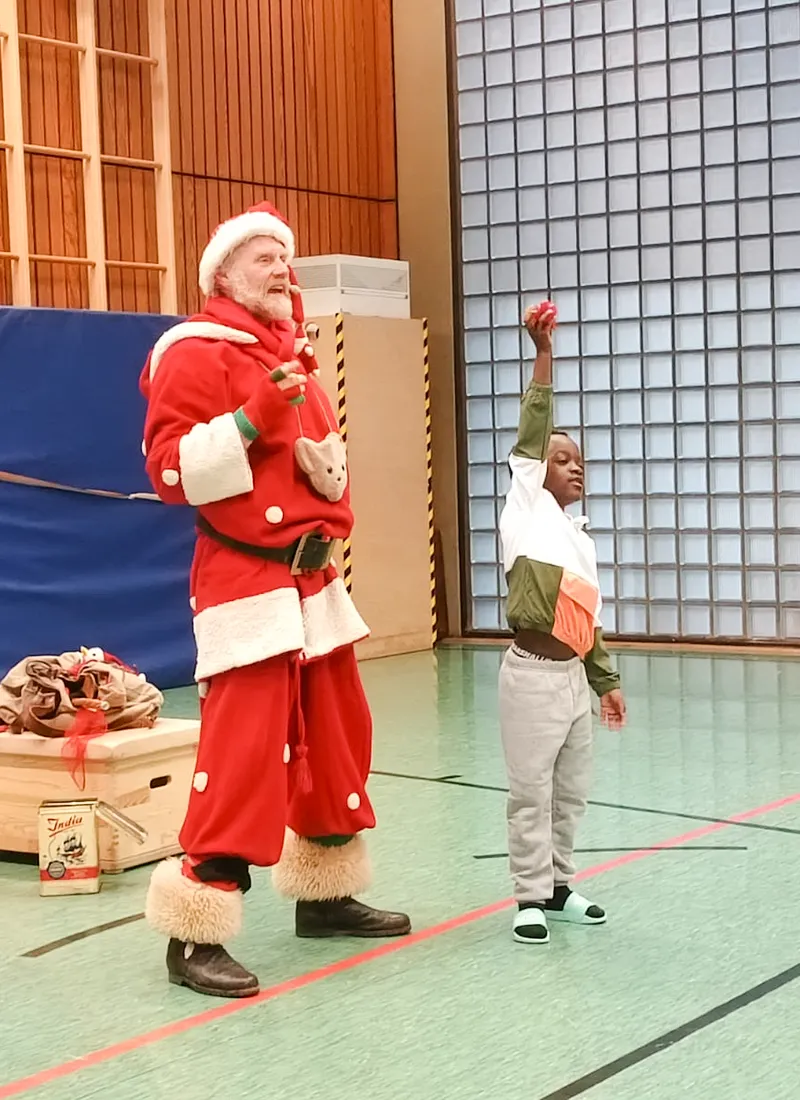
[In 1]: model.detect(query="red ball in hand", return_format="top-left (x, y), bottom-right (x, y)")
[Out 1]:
top-left (531, 299), bottom-right (557, 326)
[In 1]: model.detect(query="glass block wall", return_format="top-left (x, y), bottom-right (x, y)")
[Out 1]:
top-left (454, 0), bottom-right (800, 641)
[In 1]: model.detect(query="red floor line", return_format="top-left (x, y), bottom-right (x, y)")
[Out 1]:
top-left (2, 790), bottom-right (799, 1100)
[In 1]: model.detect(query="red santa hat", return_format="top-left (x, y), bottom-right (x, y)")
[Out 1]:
top-left (198, 201), bottom-right (296, 296)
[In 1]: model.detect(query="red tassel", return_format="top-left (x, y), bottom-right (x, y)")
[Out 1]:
top-left (61, 706), bottom-right (108, 790)
top-left (293, 746), bottom-right (313, 796)
top-left (289, 657), bottom-right (313, 795)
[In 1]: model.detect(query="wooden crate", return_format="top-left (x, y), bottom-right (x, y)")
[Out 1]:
top-left (0, 719), bottom-right (199, 872)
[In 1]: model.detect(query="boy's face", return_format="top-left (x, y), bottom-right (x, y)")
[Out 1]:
top-left (544, 432), bottom-right (584, 509)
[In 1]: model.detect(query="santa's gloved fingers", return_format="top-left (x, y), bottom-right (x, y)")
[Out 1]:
top-left (244, 368), bottom-right (306, 433)
top-left (270, 369), bottom-right (307, 392)
top-left (273, 378), bottom-right (306, 404)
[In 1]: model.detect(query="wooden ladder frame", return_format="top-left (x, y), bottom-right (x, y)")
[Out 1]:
top-left (0, 0), bottom-right (177, 312)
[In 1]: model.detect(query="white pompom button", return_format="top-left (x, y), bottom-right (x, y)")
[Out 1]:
top-left (162, 468), bottom-right (179, 487)
top-left (346, 792), bottom-right (361, 811)
top-left (189, 596), bottom-right (197, 611)
top-left (265, 506), bottom-right (284, 524)
top-left (193, 771), bottom-right (208, 793)
top-left (283, 744), bottom-right (291, 764)
top-left (198, 681), bottom-right (209, 699)
top-left (141, 440), bottom-right (147, 456)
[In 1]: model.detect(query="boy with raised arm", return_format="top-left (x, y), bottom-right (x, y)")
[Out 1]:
top-left (498, 300), bottom-right (627, 945)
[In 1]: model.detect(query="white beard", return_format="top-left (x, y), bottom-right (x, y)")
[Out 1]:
top-left (223, 269), bottom-right (293, 322)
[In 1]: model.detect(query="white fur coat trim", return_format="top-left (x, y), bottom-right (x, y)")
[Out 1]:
top-left (177, 411), bottom-right (254, 506)
top-left (193, 587), bottom-right (306, 681)
top-left (148, 322), bottom-right (258, 381)
top-left (192, 579), bottom-right (369, 681)
top-left (301, 577), bottom-right (370, 660)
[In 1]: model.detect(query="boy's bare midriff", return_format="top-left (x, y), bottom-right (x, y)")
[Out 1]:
top-left (514, 628), bottom-right (577, 661)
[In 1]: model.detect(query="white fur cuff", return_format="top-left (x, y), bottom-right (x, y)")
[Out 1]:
top-left (177, 411), bottom-right (254, 506)
top-left (145, 858), bottom-right (243, 944)
top-left (271, 833), bottom-right (372, 901)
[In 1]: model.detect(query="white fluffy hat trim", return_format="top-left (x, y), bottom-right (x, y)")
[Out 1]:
top-left (198, 210), bottom-right (295, 296)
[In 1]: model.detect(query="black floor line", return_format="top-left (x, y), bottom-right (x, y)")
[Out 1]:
top-left (371, 769), bottom-right (800, 836)
top-left (15, 765), bottom-right (791, 959)
top-left (537, 961), bottom-right (800, 1100)
top-left (21, 913), bottom-right (145, 957)
top-left (473, 846), bottom-right (748, 859)
top-left (589, 797), bottom-right (800, 837)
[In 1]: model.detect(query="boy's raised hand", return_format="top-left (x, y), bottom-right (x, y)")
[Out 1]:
top-left (524, 300), bottom-right (558, 353)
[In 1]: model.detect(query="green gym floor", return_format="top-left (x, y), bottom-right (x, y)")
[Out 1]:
top-left (2, 644), bottom-right (800, 1100)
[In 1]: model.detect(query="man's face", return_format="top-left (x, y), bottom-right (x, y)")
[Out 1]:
top-left (217, 235), bottom-right (292, 321)
top-left (543, 432), bottom-right (584, 508)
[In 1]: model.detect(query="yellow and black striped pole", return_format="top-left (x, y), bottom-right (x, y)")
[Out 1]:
top-left (335, 313), bottom-right (353, 592)
top-left (423, 319), bottom-right (438, 649)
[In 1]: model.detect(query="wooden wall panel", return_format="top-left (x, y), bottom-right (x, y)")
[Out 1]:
top-left (6, 0), bottom-right (399, 314)
top-left (168, 0), bottom-right (399, 315)
top-left (96, 0), bottom-right (160, 313)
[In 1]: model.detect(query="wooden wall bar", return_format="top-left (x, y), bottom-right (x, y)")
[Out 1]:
top-left (19, 2), bottom-right (89, 308)
top-left (4, 0), bottom-right (398, 315)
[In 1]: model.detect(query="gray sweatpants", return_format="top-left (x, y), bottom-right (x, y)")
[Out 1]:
top-left (498, 646), bottom-right (594, 904)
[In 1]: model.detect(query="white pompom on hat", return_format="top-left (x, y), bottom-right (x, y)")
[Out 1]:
top-left (198, 201), bottom-right (295, 296)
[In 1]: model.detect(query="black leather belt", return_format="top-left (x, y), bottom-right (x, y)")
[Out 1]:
top-left (196, 515), bottom-right (336, 574)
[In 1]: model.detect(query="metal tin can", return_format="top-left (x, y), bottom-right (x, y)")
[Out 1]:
top-left (38, 799), bottom-right (147, 897)
top-left (38, 800), bottom-right (100, 896)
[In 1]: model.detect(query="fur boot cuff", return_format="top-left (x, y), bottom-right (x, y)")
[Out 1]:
top-left (145, 858), bottom-right (243, 944)
top-left (271, 832), bottom-right (372, 901)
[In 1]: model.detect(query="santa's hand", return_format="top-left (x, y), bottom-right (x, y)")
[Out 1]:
top-left (242, 363), bottom-right (306, 434)
top-left (270, 364), bottom-right (307, 406)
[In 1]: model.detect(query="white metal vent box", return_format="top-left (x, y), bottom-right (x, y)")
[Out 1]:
top-left (292, 255), bottom-right (410, 319)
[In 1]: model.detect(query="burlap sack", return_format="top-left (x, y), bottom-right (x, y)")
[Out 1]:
top-left (0, 649), bottom-right (163, 738)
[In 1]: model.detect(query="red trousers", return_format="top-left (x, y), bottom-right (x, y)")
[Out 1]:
top-left (179, 644), bottom-right (376, 867)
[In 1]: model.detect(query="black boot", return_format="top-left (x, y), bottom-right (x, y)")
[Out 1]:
top-left (295, 897), bottom-right (412, 939)
top-left (166, 939), bottom-right (260, 998)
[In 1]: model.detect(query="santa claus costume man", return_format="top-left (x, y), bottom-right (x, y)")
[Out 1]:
top-left (140, 202), bottom-right (411, 999)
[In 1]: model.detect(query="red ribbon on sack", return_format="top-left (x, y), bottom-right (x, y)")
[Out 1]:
top-left (61, 701), bottom-right (109, 790)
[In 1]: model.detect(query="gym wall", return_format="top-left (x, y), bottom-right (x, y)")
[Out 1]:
top-left (3, 0), bottom-right (397, 313)
top-left (450, 0), bottom-right (800, 645)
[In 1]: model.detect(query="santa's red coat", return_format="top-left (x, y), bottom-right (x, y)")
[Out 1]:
top-left (139, 295), bottom-right (368, 683)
